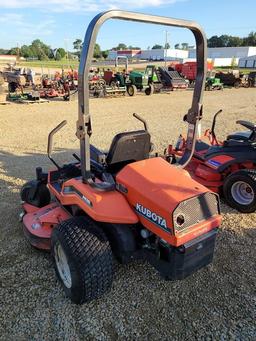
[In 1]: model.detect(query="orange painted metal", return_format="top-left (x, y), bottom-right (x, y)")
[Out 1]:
top-left (22, 202), bottom-right (71, 250)
top-left (23, 157), bottom-right (221, 248)
top-left (48, 177), bottom-right (139, 224)
top-left (116, 157), bottom-right (221, 246)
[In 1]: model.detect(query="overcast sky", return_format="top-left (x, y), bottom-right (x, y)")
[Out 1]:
top-left (0, 0), bottom-right (255, 51)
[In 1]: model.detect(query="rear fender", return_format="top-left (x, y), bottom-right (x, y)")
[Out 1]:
top-left (48, 178), bottom-right (139, 225)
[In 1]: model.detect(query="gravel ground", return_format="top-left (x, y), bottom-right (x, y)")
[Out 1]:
top-left (0, 88), bottom-right (256, 340)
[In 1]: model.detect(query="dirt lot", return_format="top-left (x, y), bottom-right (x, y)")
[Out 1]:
top-left (0, 88), bottom-right (255, 340)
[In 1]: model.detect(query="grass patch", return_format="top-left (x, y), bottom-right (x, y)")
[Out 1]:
top-left (18, 59), bottom-right (79, 70)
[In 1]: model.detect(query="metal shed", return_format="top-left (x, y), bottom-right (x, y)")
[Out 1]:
top-left (239, 55), bottom-right (256, 68)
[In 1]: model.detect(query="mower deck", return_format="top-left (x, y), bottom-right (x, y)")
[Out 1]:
top-left (22, 202), bottom-right (71, 250)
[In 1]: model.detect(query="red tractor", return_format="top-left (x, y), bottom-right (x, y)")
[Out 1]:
top-left (166, 110), bottom-right (256, 213)
top-left (19, 10), bottom-right (221, 304)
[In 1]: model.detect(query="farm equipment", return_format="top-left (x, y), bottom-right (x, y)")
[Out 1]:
top-left (127, 64), bottom-right (187, 96)
top-left (215, 71), bottom-right (249, 88)
top-left (3, 67), bottom-right (41, 93)
top-left (39, 76), bottom-right (71, 100)
top-left (248, 72), bottom-right (256, 87)
top-left (158, 67), bottom-right (188, 90)
top-left (102, 57), bottom-right (128, 96)
top-left (127, 67), bottom-right (154, 95)
top-left (88, 76), bottom-right (106, 97)
top-left (19, 10), bottom-right (221, 304)
top-left (102, 71), bottom-right (127, 96)
top-left (89, 70), bottom-right (126, 98)
top-left (165, 110), bottom-right (256, 212)
top-left (205, 76), bottom-right (223, 91)
top-left (175, 61), bottom-right (214, 84)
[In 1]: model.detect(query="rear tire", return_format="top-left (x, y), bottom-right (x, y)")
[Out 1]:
top-left (51, 216), bottom-right (113, 304)
top-left (223, 169), bottom-right (256, 213)
top-left (127, 84), bottom-right (137, 96)
top-left (145, 84), bottom-right (154, 96)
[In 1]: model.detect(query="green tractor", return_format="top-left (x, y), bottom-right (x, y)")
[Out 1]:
top-left (205, 76), bottom-right (223, 91)
top-left (127, 65), bottom-right (160, 96)
top-left (128, 64), bottom-right (188, 96)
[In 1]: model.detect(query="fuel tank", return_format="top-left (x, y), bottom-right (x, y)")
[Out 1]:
top-left (116, 157), bottom-right (221, 246)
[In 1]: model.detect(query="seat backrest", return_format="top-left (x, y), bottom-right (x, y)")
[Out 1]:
top-left (106, 130), bottom-right (151, 168)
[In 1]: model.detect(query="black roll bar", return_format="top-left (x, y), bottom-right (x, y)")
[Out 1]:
top-left (77, 10), bottom-right (207, 184)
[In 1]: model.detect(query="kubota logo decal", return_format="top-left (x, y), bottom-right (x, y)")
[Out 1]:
top-left (135, 203), bottom-right (168, 231)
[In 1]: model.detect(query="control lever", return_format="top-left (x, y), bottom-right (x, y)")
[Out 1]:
top-left (47, 120), bottom-right (67, 169)
top-left (133, 113), bottom-right (148, 131)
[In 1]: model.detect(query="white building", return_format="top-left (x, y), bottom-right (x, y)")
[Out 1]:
top-left (140, 48), bottom-right (188, 61)
top-left (239, 55), bottom-right (256, 68)
top-left (107, 48), bottom-right (189, 61)
top-left (189, 46), bottom-right (256, 67)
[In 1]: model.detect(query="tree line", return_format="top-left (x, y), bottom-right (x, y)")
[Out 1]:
top-left (1, 32), bottom-right (255, 61)
top-left (207, 32), bottom-right (256, 47)
top-left (0, 39), bottom-right (66, 60)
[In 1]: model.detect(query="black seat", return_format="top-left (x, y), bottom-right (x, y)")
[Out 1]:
top-left (106, 130), bottom-right (151, 172)
top-left (89, 130), bottom-right (151, 174)
top-left (226, 120), bottom-right (256, 144)
top-left (227, 131), bottom-right (252, 141)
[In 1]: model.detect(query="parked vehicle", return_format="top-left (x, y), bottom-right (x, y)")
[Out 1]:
top-left (248, 72), bottom-right (256, 87)
top-left (205, 76), bottom-right (223, 91)
top-left (165, 110), bottom-right (256, 213)
top-left (20, 10), bottom-right (221, 304)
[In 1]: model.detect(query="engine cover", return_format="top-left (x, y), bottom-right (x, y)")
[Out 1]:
top-left (116, 157), bottom-right (221, 246)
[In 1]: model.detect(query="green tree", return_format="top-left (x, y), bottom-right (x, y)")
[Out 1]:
top-left (7, 47), bottom-right (18, 55)
top-left (55, 51), bottom-right (62, 61)
top-left (73, 39), bottom-right (83, 57)
top-left (57, 48), bottom-right (66, 59)
top-left (242, 31), bottom-right (256, 46)
top-left (174, 43), bottom-right (180, 49)
top-left (112, 43), bottom-right (127, 51)
top-left (20, 45), bottom-right (33, 58)
top-left (30, 39), bottom-right (50, 60)
top-left (101, 50), bottom-right (109, 59)
top-left (93, 43), bottom-right (101, 58)
top-left (207, 35), bottom-right (223, 47)
top-left (207, 34), bottom-right (252, 47)
top-left (152, 44), bottom-right (163, 49)
top-left (128, 45), bottom-right (141, 50)
top-left (164, 42), bottom-right (170, 49)
top-left (116, 43), bottom-right (127, 50)
top-left (227, 36), bottom-right (243, 47)
top-left (181, 42), bottom-right (189, 50)
top-left (0, 48), bottom-right (8, 54)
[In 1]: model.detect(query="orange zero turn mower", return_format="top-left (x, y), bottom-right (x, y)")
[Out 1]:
top-left (20, 10), bottom-right (221, 304)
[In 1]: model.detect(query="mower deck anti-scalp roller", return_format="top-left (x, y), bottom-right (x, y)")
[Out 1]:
top-left (20, 10), bottom-right (221, 304)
